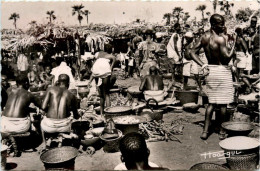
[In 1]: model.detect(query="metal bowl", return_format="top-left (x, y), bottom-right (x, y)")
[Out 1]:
top-left (104, 106), bottom-right (132, 114)
top-left (183, 103), bottom-right (200, 113)
top-left (221, 121), bottom-right (254, 137)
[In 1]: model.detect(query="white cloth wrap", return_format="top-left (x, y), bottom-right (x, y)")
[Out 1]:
top-left (1, 116), bottom-right (31, 134)
top-left (41, 116), bottom-right (73, 133)
top-left (236, 52), bottom-right (247, 69)
top-left (91, 58), bottom-right (111, 86)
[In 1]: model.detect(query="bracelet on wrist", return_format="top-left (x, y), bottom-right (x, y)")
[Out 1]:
top-left (201, 64), bottom-right (208, 70)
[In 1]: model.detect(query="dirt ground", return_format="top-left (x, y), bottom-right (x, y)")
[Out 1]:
top-left (4, 77), bottom-right (259, 170)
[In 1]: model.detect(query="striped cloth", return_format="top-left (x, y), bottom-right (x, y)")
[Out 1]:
top-left (206, 65), bottom-right (234, 104)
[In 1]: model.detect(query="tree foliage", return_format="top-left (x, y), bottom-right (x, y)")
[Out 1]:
top-left (172, 7), bottom-right (184, 23)
top-left (46, 10), bottom-right (56, 24)
top-left (72, 4), bottom-right (85, 26)
top-left (196, 5), bottom-right (207, 27)
top-left (235, 8), bottom-right (255, 22)
top-left (9, 13), bottom-right (20, 29)
top-left (163, 13), bottom-right (172, 25)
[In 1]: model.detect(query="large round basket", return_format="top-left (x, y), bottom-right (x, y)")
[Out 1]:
top-left (221, 121), bottom-right (254, 137)
top-left (219, 136), bottom-right (260, 170)
top-left (226, 153), bottom-right (259, 170)
top-left (190, 162), bottom-right (229, 170)
top-left (219, 136), bottom-right (260, 155)
top-left (40, 146), bottom-right (78, 170)
top-left (100, 130), bottom-right (123, 153)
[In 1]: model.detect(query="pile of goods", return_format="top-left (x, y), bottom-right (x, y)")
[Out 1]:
top-left (78, 109), bottom-right (104, 126)
top-left (84, 128), bottom-right (104, 140)
top-left (139, 120), bottom-right (183, 143)
top-left (114, 116), bottom-right (140, 125)
top-left (112, 69), bottom-right (126, 80)
top-left (110, 93), bottom-right (128, 107)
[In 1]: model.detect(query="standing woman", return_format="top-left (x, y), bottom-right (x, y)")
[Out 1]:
top-left (87, 44), bottom-right (116, 117)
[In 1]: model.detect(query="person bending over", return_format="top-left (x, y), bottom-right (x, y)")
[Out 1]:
top-left (87, 44), bottom-right (116, 116)
top-left (119, 132), bottom-right (169, 170)
top-left (139, 66), bottom-right (164, 91)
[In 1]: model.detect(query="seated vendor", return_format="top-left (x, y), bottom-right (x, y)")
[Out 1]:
top-left (41, 74), bottom-right (80, 147)
top-left (1, 75), bottom-right (42, 134)
top-left (139, 66), bottom-right (164, 91)
top-left (28, 64), bottom-right (40, 87)
top-left (118, 132), bottom-right (169, 170)
top-left (39, 65), bottom-right (54, 89)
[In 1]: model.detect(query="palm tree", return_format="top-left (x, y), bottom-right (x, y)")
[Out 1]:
top-left (72, 4), bottom-right (85, 26)
top-left (172, 7), bottom-right (183, 24)
top-left (9, 13), bottom-right (20, 29)
top-left (28, 20), bottom-right (37, 28)
top-left (83, 10), bottom-right (90, 24)
top-left (219, 1), bottom-right (234, 16)
top-left (182, 12), bottom-right (190, 24)
top-left (196, 5), bottom-right (207, 22)
top-left (213, 0), bottom-right (218, 14)
top-left (46, 10), bottom-right (56, 24)
top-left (163, 13), bottom-right (172, 25)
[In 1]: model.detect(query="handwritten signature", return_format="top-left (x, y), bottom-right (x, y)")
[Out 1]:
top-left (200, 150), bottom-right (242, 160)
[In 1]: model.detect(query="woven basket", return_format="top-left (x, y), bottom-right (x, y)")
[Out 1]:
top-left (226, 153), bottom-right (259, 170)
top-left (190, 162), bottom-right (229, 170)
top-left (100, 130), bottom-right (122, 153)
top-left (40, 146), bottom-right (78, 170)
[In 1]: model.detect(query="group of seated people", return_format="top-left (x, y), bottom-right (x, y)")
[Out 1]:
top-left (1, 74), bottom-right (80, 151)
top-left (27, 64), bottom-right (54, 91)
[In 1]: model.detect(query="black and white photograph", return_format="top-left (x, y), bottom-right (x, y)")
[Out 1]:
top-left (1, 0), bottom-right (260, 170)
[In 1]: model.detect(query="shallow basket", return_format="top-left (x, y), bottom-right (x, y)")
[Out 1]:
top-left (190, 162), bottom-right (229, 170)
top-left (226, 153), bottom-right (259, 170)
top-left (40, 146), bottom-right (78, 170)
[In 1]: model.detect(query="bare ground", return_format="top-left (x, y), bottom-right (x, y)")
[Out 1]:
top-left (4, 77), bottom-right (259, 170)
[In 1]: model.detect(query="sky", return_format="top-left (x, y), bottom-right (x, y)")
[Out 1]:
top-left (1, 0), bottom-right (259, 30)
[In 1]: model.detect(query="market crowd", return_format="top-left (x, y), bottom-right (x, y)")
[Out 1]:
top-left (1, 12), bottom-right (259, 169)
